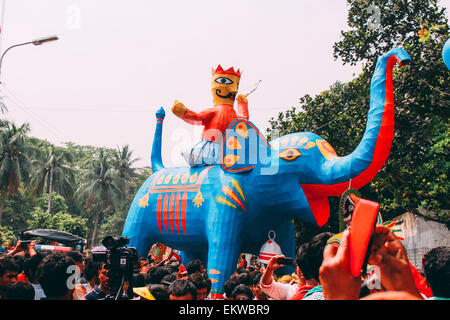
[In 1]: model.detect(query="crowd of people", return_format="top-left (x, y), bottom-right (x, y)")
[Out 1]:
top-left (0, 226), bottom-right (448, 300)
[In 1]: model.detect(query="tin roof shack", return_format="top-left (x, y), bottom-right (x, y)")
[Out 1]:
top-left (392, 212), bottom-right (450, 273)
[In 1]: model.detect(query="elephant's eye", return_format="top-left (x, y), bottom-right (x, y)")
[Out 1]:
top-left (215, 77), bottom-right (233, 84)
top-left (279, 148), bottom-right (302, 161)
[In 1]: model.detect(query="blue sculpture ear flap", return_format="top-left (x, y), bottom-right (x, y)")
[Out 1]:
top-left (221, 119), bottom-right (271, 173)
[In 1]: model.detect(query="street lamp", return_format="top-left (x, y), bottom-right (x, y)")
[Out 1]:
top-left (0, 35), bottom-right (58, 83)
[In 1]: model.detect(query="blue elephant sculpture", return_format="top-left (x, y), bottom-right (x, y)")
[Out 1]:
top-left (122, 48), bottom-right (411, 298)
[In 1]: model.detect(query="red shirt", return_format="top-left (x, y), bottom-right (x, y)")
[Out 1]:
top-left (178, 103), bottom-right (249, 142)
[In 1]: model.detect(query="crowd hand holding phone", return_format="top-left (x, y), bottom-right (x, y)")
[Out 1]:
top-left (260, 255), bottom-right (293, 288)
top-left (319, 228), bottom-right (362, 300)
top-left (368, 226), bottom-right (423, 299)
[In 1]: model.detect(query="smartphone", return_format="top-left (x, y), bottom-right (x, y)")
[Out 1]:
top-left (20, 240), bottom-right (32, 250)
top-left (276, 257), bottom-right (293, 265)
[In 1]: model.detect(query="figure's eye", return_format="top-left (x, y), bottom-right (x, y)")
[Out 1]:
top-left (215, 77), bottom-right (233, 84)
top-left (279, 148), bottom-right (302, 161)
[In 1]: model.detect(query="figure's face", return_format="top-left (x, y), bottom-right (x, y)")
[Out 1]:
top-left (211, 73), bottom-right (240, 105)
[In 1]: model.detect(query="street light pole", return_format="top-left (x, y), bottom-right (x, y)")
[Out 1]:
top-left (0, 35), bottom-right (58, 83)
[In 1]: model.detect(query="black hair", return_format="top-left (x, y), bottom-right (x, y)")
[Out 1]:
top-left (37, 252), bottom-right (76, 298)
top-left (22, 252), bottom-right (50, 282)
top-left (168, 279), bottom-right (197, 300)
top-left (161, 273), bottom-right (177, 287)
top-left (146, 265), bottom-right (172, 285)
top-left (231, 284), bottom-right (254, 300)
top-left (236, 272), bottom-right (251, 286)
top-left (0, 255), bottom-right (19, 276)
top-left (235, 266), bottom-right (248, 275)
top-left (422, 246), bottom-right (450, 298)
top-left (188, 272), bottom-right (209, 290)
top-left (82, 257), bottom-right (102, 282)
top-left (65, 251), bottom-right (83, 263)
top-left (250, 271), bottom-right (262, 287)
top-left (186, 259), bottom-right (203, 275)
top-left (6, 281), bottom-right (35, 300)
top-left (224, 275), bottom-right (239, 298)
top-left (149, 284), bottom-right (169, 300)
top-left (296, 232), bottom-right (333, 281)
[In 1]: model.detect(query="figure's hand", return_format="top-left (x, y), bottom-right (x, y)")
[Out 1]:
top-left (319, 228), bottom-right (362, 300)
top-left (28, 240), bottom-right (38, 257)
top-left (8, 240), bottom-right (24, 255)
top-left (368, 226), bottom-right (422, 299)
top-left (237, 94), bottom-right (248, 104)
top-left (172, 100), bottom-right (186, 116)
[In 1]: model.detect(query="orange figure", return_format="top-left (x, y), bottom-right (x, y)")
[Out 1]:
top-left (172, 65), bottom-right (249, 166)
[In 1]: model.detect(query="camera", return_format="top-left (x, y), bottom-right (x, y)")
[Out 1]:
top-left (276, 257), bottom-right (293, 265)
top-left (92, 235), bottom-right (139, 300)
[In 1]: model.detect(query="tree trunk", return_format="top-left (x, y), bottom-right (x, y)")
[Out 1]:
top-left (90, 210), bottom-right (100, 248)
top-left (47, 165), bottom-right (53, 214)
top-left (0, 191), bottom-right (5, 225)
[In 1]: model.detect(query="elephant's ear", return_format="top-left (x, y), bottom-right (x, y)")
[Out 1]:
top-left (221, 118), bottom-right (271, 173)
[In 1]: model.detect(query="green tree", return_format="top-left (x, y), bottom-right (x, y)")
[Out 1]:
top-left (0, 122), bottom-right (33, 224)
top-left (112, 145), bottom-right (140, 199)
top-left (76, 151), bottom-right (122, 247)
top-left (28, 207), bottom-right (88, 239)
top-left (28, 145), bottom-right (75, 214)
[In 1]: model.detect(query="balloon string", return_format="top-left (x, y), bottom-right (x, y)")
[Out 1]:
top-left (244, 80), bottom-right (262, 96)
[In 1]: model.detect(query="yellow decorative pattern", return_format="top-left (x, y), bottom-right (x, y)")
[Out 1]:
top-left (189, 172), bottom-right (198, 183)
top-left (226, 137), bottom-right (242, 150)
top-left (138, 194), bottom-right (149, 208)
top-left (223, 154), bottom-right (240, 167)
top-left (304, 141), bottom-right (316, 150)
top-left (181, 172), bottom-right (189, 184)
top-left (298, 137), bottom-right (309, 146)
top-left (236, 122), bottom-right (248, 139)
top-left (193, 191), bottom-right (204, 208)
top-left (164, 174), bottom-right (173, 184)
top-left (172, 174), bottom-right (181, 184)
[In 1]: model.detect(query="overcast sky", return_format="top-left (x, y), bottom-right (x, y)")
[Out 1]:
top-left (0, 0), bottom-right (448, 167)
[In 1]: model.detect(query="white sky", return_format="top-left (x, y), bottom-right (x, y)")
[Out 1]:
top-left (1, 0), bottom-right (448, 167)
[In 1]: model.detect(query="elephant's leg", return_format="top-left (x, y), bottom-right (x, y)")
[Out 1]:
top-left (273, 220), bottom-right (296, 276)
top-left (205, 207), bottom-right (243, 299)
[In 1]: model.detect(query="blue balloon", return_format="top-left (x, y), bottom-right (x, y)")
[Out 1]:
top-left (443, 38), bottom-right (450, 70)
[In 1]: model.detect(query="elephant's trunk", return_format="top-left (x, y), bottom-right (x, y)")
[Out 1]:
top-left (303, 48), bottom-right (411, 196)
top-left (151, 107), bottom-right (165, 171)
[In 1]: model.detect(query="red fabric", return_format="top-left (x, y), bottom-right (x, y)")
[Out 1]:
top-left (289, 285), bottom-right (315, 300)
top-left (16, 273), bottom-right (27, 282)
top-left (239, 259), bottom-right (247, 268)
top-left (178, 103), bottom-right (249, 142)
top-left (409, 262), bottom-right (432, 298)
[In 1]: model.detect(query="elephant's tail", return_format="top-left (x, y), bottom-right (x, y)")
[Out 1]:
top-left (151, 107), bottom-right (165, 171)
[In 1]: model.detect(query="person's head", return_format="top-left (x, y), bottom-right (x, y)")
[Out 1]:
top-left (149, 284), bottom-right (169, 300)
top-left (249, 272), bottom-right (269, 300)
top-left (161, 272), bottom-right (177, 287)
top-left (6, 281), bottom-right (35, 300)
top-left (188, 272), bottom-right (210, 300)
top-left (65, 251), bottom-right (84, 275)
top-left (296, 232), bottom-right (333, 282)
top-left (168, 279), bottom-right (197, 300)
top-left (22, 252), bottom-right (50, 284)
top-left (0, 256), bottom-right (19, 293)
top-left (235, 266), bottom-right (248, 275)
top-left (422, 246), bottom-right (450, 298)
top-left (231, 284), bottom-right (254, 300)
top-left (98, 263), bottom-right (110, 292)
top-left (37, 252), bottom-right (77, 300)
top-left (146, 265), bottom-right (172, 285)
top-left (224, 275), bottom-right (239, 300)
top-left (186, 259), bottom-right (205, 275)
top-left (82, 257), bottom-right (102, 285)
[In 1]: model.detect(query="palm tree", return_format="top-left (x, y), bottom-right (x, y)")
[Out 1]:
top-left (29, 145), bottom-right (75, 214)
top-left (112, 145), bottom-right (140, 199)
top-left (76, 150), bottom-right (121, 247)
top-left (0, 122), bottom-right (32, 224)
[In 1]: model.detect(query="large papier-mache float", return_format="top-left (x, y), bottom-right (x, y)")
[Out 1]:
top-left (122, 48), bottom-right (411, 298)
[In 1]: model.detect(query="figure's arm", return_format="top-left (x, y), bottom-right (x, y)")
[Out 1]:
top-left (236, 94), bottom-right (249, 119)
top-left (172, 100), bottom-right (215, 125)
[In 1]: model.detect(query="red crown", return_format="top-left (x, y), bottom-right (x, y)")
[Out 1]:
top-left (212, 65), bottom-right (241, 78)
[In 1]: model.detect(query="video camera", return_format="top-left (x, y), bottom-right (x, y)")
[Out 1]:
top-left (92, 235), bottom-right (139, 300)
